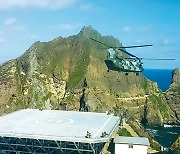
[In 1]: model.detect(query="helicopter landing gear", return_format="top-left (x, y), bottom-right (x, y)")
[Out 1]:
top-left (107, 69), bottom-right (110, 73)
top-left (125, 72), bottom-right (129, 76)
top-left (136, 72), bottom-right (139, 76)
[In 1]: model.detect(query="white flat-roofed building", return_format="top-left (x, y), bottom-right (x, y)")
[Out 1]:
top-left (0, 109), bottom-right (120, 153)
top-left (114, 136), bottom-right (150, 154)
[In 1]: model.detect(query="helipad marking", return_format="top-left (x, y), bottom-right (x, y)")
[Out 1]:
top-left (36, 118), bottom-right (74, 125)
top-left (93, 116), bottom-right (112, 138)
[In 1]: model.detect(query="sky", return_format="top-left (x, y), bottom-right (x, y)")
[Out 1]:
top-left (0, 0), bottom-right (179, 69)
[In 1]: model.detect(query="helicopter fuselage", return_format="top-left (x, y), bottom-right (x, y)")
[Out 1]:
top-left (105, 48), bottom-right (144, 72)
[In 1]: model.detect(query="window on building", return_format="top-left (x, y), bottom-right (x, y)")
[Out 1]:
top-left (128, 144), bottom-right (133, 149)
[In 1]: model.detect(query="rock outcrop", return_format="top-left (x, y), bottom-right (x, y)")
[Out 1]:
top-left (0, 26), bottom-right (178, 125)
top-left (170, 135), bottom-right (180, 153)
top-left (165, 68), bottom-right (180, 122)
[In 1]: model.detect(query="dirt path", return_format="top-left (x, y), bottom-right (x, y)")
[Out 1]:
top-left (123, 123), bottom-right (138, 137)
top-left (117, 95), bottom-right (149, 101)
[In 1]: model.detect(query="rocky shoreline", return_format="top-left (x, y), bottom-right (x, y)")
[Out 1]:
top-left (170, 135), bottom-right (180, 153)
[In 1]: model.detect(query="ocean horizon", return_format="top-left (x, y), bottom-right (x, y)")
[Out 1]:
top-left (142, 69), bottom-right (173, 92)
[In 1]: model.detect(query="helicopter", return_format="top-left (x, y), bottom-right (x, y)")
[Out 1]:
top-left (90, 38), bottom-right (175, 75)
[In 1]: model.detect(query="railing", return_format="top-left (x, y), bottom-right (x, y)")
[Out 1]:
top-left (0, 136), bottom-right (105, 154)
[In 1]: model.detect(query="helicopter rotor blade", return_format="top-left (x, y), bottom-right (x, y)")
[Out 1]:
top-left (123, 57), bottom-right (175, 60)
top-left (117, 44), bottom-right (152, 59)
top-left (140, 58), bottom-right (175, 60)
top-left (118, 48), bottom-right (140, 59)
top-left (90, 38), bottom-right (154, 60)
top-left (90, 38), bottom-right (152, 48)
top-left (118, 45), bottom-right (153, 49)
top-left (98, 47), bottom-right (110, 49)
top-left (90, 38), bottom-right (112, 48)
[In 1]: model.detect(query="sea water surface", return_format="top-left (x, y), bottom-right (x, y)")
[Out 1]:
top-left (142, 69), bottom-right (173, 92)
top-left (144, 125), bottom-right (180, 148)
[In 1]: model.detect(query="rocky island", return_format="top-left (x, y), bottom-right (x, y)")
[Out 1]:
top-left (0, 26), bottom-right (179, 151)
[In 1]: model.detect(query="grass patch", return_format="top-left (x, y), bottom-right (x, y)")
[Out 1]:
top-left (118, 128), bottom-right (132, 137)
top-left (42, 92), bottom-right (52, 102)
top-left (66, 95), bottom-right (73, 101)
top-left (67, 47), bottom-right (90, 88)
top-left (149, 94), bottom-right (168, 118)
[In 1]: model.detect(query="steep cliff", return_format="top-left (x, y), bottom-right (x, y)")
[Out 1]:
top-left (0, 26), bottom-right (178, 125)
top-left (165, 68), bottom-right (180, 122)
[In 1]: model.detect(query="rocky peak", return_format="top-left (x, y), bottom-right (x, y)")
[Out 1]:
top-left (168, 68), bottom-right (180, 94)
top-left (78, 25), bottom-right (102, 38)
top-left (172, 68), bottom-right (180, 84)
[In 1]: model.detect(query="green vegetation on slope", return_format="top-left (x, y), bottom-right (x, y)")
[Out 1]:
top-left (149, 94), bottom-right (168, 118)
top-left (118, 128), bottom-right (132, 137)
top-left (67, 44), bottom-right (90, 88)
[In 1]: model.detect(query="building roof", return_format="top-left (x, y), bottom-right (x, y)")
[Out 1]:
top-left (0, 109), bottom-right (120, 143)
top-left (114, 136), bottom-right (150, 146)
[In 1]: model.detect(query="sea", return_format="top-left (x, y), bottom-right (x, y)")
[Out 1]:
top-left (144, 125), bottom-right (180, 148)
top-left (142, 69), bottom-right (173, 92)
top-left (142, 69), bottom-right (180, 149)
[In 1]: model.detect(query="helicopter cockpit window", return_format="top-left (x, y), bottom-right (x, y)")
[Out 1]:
top-left (108, 48), bottom-right (115, 58)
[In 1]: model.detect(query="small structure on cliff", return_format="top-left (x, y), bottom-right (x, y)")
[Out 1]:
top-left (114, 136), bottom-right (150, 154)
top-left (0, 109), bottom-right (120, 153)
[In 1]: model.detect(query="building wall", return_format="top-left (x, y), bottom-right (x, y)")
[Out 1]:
top-left (115, 144), bottom-right (148, 154)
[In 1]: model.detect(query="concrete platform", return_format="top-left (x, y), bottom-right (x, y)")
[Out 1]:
top-left (0, 109), bottom-right (120, 143)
